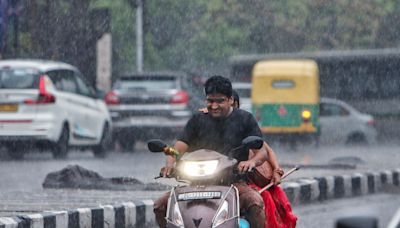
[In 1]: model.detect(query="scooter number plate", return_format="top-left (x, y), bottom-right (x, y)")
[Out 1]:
top-left (178, 191), bottom-right (222, 201)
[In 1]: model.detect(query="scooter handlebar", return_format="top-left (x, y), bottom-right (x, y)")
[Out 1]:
top-left (155, 167), bottom-right (177, 179)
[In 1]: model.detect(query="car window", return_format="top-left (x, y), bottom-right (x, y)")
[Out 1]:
top-left (235, 88), bottom-right (251, 98)
top-left (75, 73), bottom-right (96, 97)
top-left (47, 70), bottom-right (78, 93)
top-left (0, 68), bottom-right (39, 89)
top-left (320, 103), bottom-right (350, 117)
top-left (232, 83), bottom-right (252, 98)
top-left (47, 71), bottom-right (62, 90)
top-left (114, 77), bottom-right (177, 91)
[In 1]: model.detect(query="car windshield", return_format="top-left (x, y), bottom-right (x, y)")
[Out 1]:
top-left (0, 68), bottom-right (39, 89)
top-left (114, 77), bottom-right (176, 91)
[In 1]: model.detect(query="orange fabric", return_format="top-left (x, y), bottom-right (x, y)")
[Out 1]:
top-left (250, 184), bottom-right (297, 228)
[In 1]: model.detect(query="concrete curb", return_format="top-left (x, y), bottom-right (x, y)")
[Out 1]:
top-left (1, 168), bottom-right (399, 228)
top-left (0, 200), bottom-right (156, 228)
top-left (282, 168), bottom-right (400, 205)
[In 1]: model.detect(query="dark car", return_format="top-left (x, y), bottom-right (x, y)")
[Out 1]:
top-left (105, 71), bottom-right (195, 151)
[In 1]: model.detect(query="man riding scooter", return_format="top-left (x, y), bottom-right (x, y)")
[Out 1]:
top-left (199, 89), bottom-right (297, 228)
top-left (154, 75), bottom-right (285, 228)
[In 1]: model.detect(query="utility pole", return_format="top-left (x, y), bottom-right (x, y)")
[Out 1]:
top-left (136, 0), bottom-right (143, 72)
top-left (11, 0), bottom-right (21, 57)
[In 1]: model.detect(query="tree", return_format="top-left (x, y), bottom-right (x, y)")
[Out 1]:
top-left (9, 0), bottom-right (400, 78)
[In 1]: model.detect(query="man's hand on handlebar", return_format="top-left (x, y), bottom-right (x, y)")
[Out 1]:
top-left (238, 160), bottom-right (257, 173)
top-left (159, 166), bottom-right (174, 178)
top-left (160, 155), bottom-right (176, 178)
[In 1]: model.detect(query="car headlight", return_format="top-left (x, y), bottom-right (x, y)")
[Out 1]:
top-left (212, 200), bottom-right (229, 227)
top-left (183, 160), bottom-right (219, 177)
top-left (172, 203), bottom-right (184, 227)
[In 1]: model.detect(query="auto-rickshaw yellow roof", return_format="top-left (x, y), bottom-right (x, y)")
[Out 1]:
top-left (252, 59), bottom-right (319, 104)
top-left (253, 60), bottom-right (318, 78)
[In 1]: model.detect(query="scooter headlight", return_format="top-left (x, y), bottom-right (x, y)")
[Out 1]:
top-left (212, 200), bottom-right (229, 227)
top-left (172, 203), bottom-right (184, 227)
top-left (183, 160), bottom-right (219, 177)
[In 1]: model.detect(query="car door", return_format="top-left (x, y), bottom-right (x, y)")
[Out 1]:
top-left (319, 101), bottom-right (352, 144)
top-left (74, 72), bottom-right (105, 143)
top-left (47, 70), bottom-right (81, 144)
top-left (50, 69), bottom-right (98, 144)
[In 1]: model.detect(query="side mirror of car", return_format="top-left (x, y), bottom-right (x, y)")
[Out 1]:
top-left (242, 136), bottom-right (263, 150)
top-left (335, 216), bottom-right (378, 228)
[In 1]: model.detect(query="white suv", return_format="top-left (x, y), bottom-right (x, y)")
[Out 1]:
top-left (0, 59), bottom-right (112, 159)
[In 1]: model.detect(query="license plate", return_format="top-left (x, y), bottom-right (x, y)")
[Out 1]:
top-left (178, 191), bottom-right (222, 201)
top-left (0, 104), bottom-right (18, 112)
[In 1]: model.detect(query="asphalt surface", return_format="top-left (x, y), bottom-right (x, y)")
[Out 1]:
top-left (0, 141), bottom-right (399, 220)
top-left (294, 192), bottom-right (400, 228)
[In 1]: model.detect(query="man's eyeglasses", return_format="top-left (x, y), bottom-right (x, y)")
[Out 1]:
top-left (206, 97), bottom-right (228, 104)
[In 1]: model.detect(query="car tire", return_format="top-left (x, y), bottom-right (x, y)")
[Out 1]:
top-left (93, 123), bottom-right (112, 158)
top-left (7, 145), bottom-right (25, 160)
top-left (346, 133), bottom-right (367, 145)
top-left (52, 125), bottom-right (69, 159)
top-left (119, 139), bottom-right (136, 153)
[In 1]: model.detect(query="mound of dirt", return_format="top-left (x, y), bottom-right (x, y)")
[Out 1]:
top-left (42, 164), bottom-right (168, 191)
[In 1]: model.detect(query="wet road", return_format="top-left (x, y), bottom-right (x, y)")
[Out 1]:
top-left (295, 193), bottom-right (400, 228)
top-left (0, 142), bottom-right (399, 221)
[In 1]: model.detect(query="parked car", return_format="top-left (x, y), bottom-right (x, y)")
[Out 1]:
top-left (0, 59), bottom-right (112, 159)
top-left (232, 82), bottom-right (252, 113)
top-left (105, 71), bottom-right (192, 152)
top-left (319, 97), bottom-right (377, 145)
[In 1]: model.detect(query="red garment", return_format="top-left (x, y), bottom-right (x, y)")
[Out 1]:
top-left (250, 184), bottom-right (297, 228)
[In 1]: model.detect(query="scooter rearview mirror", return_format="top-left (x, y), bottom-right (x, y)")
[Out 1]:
top-left (242, 136), bottom-right (263, 149)
top-left (147, 139), bottom-right (167, 153)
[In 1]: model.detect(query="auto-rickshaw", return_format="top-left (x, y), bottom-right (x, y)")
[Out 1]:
top-left (251, 59), bottom-right (320, 146)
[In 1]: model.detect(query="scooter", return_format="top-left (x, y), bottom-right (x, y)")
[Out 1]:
top-left (148, 136), bottom-right (264, 228)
